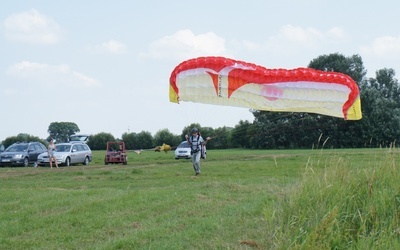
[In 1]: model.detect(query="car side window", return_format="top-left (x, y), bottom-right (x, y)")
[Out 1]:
top-left (72, 145), bottom-right (78, 152)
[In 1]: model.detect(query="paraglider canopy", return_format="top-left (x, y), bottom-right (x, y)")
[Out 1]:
top-left (169, 56), bottom-right (361, 120)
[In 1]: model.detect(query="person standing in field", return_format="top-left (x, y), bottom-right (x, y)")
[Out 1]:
top-left (185, 127), bottom-right (211, 176)
top-left (48, 139), bottom-right (58, 169)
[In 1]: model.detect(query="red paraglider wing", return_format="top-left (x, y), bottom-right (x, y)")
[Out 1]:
top-left (169, 56), bottom-right (361, 120)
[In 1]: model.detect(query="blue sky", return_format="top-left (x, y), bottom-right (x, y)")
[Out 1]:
top-left (1, 0), bottom-right (399, 141)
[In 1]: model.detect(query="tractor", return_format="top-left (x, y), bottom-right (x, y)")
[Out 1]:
top-left (104, 141), bottom-right (127, 165)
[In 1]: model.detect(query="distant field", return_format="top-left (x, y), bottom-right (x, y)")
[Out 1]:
top-left (0, 148), bottom-right (399, 249)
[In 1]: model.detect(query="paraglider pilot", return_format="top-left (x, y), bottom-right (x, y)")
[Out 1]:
top-left (185, 127), bottom-right (211, 176)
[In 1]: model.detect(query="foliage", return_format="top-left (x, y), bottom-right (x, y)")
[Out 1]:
top-left (47, 122), bottom-right (80, 143)
top-left (153, 129), bottom-right (180, 148)
top-left (358, 68), bottom-right (400, 147)
top-left (208, 126), bottom-right (232, 149)
top-left (308, 52), bottom-right (367, 83)
top-left (121, 132), bottom-right (138, 150)
top-left (230, 119), bottom-right (255, 148)
top-left (121, 131), bottom-right (155, 150)
top-left (1, 133), bottom-right (47, 148)
top-left (180, 123), bottom-right (202, 140)
top-left (135, 131), bottom-right (154, 150)
top-left (87, 132), bottom-right (115, 150)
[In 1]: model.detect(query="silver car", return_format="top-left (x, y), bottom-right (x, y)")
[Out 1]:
top-left (37, 142), bottom-right (92, 167)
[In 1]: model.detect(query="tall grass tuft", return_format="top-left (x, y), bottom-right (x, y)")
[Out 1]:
top-left (267, 150), bottom-right (400, 249)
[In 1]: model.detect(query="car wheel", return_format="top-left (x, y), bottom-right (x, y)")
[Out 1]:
top-left (23, 157), bottom-right (29, 167)
top-left (83, 156), bottom-right (89, 165)
top-left (65, 157), bottom-right (71, 167)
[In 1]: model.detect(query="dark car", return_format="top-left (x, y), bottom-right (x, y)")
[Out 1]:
top-left (0, 142), bottom-right (47, 167)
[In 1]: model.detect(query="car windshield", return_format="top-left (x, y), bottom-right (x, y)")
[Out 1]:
top-left (5, 144), bottom-right (28, 152)
top-left (56, 145), bottom-right (71, 152)
top-left (178, 142), bottom-right (190, 148)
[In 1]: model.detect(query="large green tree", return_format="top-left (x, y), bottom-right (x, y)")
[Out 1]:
top-left (121, 132), bottom-right (138, 150)
top-left (47, 122), bottom-right (80, 143)
top-left (121, 131), bottom-right (156, 150)
top-left (2, 133), bottom-right (47, 148)
top-left (251, 53), bottom-right (369, 149)
top-left (88, 132), bottom-right (115, 150)
top-left (230, 120), bottom-right (255, 149)
top-left (359, 68), bottom-right (400, 147)
top-left (135, 131), bottom-right (154, 150)
top-left (153, 129), bottom-right (180, 148)
top-left (308, 53), bottom-right (366, 83)
top-left (206, 126), bottom-right (230, 149)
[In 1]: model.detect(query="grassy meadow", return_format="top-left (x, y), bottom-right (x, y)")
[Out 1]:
top-left (0, 148), bottom-right (399, 249)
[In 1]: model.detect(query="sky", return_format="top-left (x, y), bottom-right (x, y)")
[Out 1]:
top-left (1, 0), bottom-right (400, 141)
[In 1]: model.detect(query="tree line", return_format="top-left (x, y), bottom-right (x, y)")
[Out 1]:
top-left (2, 53), bottom-right (399, 150)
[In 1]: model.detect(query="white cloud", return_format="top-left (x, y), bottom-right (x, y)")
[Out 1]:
top-left (7, 60), bottom-right (69, 75)
top-left (269, 25), bottom-right (348, 48)
top-left (360, 35), bottom-right (400, 57)
top-left (241, 40), bottom-right (262, 51)
top-left (326, 27), bottom-right (348, 41)
top-left (279, 25), bottom-right (323, 43)
top-left (6, 61), bottom-right (99, 88)
top-left (87, 39), bottom-right (127, 54)
top-left (141, 29), bottom-right (227, 60)
top-left (359, 35), bottom-right (400, 74)
top-left (73, 72), bottom-right (99, 87)
top-left (4, 9), bottom-right (63, 44)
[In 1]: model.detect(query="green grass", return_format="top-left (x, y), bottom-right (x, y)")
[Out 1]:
top-left (0, 148), bottom-right (399, 249)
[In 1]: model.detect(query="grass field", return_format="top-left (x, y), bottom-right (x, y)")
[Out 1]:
top-left (1, 148), bottom-right (399, 249)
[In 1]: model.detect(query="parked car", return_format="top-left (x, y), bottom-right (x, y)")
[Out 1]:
top-left (174, 141), bottom-right (206, 160)
top-left (0, 142), bottom-right (47, 167)
top-left (37, 142), bottom-right (92, 167)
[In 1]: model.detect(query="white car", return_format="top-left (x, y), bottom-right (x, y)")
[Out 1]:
top-left (174, 141), bottom-right (206, 160)
top-left (37, 142), bottom-right (92, 167)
